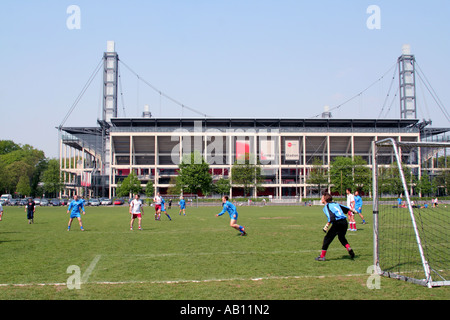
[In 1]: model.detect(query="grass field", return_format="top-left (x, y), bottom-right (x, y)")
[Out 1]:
top-left (0, 203), bottom-right (448, 301)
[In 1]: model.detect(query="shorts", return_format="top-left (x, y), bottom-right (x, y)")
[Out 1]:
top-left (180, 206), bottom-right (185, 210)
top-left (70, 212), bottom-right (81, 219)
top-left (27, 210), bottom-right (34, 219)
top-left (131, 213), bottom-right (142, 219)
top-left (155, 204), bottom-right (161, 211)
top-left (230, 213), bottom-right (238, 220)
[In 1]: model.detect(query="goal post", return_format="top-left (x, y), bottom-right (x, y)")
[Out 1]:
top-left (372, 138), bottom-right (450, 288)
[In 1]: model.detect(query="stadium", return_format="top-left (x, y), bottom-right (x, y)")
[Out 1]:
top-left (58, 42), bottom-right (449, 200)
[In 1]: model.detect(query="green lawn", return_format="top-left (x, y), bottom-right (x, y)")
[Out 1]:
top-left (0, 204), bottom-right (448, 300)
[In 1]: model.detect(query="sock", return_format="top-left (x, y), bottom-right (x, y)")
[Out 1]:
top-left (167, 215), bottom-right (171, 220)
top-left (345, 244), bottom-right (351, 251)
top-left (68, 226), bottom-right (71, 230)
top-left (320, 250), bottom-right (327, 258)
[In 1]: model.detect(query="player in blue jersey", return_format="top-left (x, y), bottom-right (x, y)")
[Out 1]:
top-left (354, 190), bottom-right (366, 224)
top-left (179, 196), bottom-right (186, 216)
top-left (316, 191), bottom-right (355, 261)
top-left (161, 197), bottom-right (171, 221)
top-left (67, 195), bottom-right (86, 231)
top-left (216, 195), bottom-right (247, 236)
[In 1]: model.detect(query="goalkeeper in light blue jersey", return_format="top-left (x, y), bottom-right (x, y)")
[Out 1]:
top-left (216, 196), bottom-right (247, 236)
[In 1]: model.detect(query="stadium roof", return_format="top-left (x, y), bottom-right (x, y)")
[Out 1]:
top-left (108, 117), bottom-right (420, 130)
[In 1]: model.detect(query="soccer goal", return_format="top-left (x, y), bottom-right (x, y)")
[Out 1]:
top-left (372, 138), bottom-right (450, 288)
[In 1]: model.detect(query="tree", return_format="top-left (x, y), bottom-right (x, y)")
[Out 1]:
top-left (306, 157), bottom-right (328, 194)
top-left (0, 140), bottom-right (21, 155)
top-left (329, 157), bottom-right (354, 195)
top-left (16, 175), bottom-right (32, 197)
top-left (42, 159), bottom-right (63, 198)
top-left (0, 141), bottom-right (45, 194)
top-left (353, 156), bottom-right (372, 195)
top-left (178, 151), bottom-right (212, 195)
top-left (144, 179), bottom-right (155, 204)
top-left (214, 178), bottom-right (231, 196)
top-left (416, 171), bottom-right (433, 196)
top-left (30, 158), bottom-right (48, 197)
top-left (379, 163), bottom-right (412, 196)
top-left (231, 153), bottom-right (264, 197)
top-left (328, 156), bottom-right (372, 195)
top-left (167, 176), bottom-right (182, 195)
top-left (116, 172), bottom-right (142, 198)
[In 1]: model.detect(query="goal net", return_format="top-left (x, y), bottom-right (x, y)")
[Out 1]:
top-left (372, 138), bottom-right (450, 287)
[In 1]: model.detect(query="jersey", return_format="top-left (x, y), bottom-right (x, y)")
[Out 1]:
top-left (153, 195), bottom-right (162, 205)
top-left (323, 202), bottom-right (350, 223)
top-left (218, 201), bottom-right (238, 220)
top-left (161, 198), bottom-right (166, 211)
top-left (354, 195), bottom-right (363, 213)
top-left (130, 199), bottom-right (143, 214)
top-left (347, 193), bottom-right (355, 209)
top-left (179, 199), bottom-right (186, 209)
top-left (26, 200), bottom-right (36, 213)
top-left (68, 199), bottom-right (85, 218)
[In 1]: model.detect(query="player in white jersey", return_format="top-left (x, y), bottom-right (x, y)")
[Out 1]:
top-left (129, 194), bottom-right (144, 230)
top-left (153, 192), bottom-right (162, 220)
top-left (346, 188), bottom-right (356, 231)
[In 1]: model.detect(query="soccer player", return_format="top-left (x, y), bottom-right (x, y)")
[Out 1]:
top-left (346, 188), bottom-right (357, 231)
top-left (25, 197), bottom-right (36, 224)
top-left (67, 195), bottom-right (86, 231)
top-left (153, 192), bottom-right (162, 220)
top-left (316, 191), bottom-right (355, 261)
top-left (161, 197), bottom-right (171, 221)
top-left (179, 196), bottom-right (186, 216)
top-left (129, 194), bottom-right (144, 230)
top-left (354, 190), bottom-right (366, 224)
top-left (216, 195), bottom-right (247, 236)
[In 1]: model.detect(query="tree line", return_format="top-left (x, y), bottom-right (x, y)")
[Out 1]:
top-left (0, 140), bottom-right (61, 198)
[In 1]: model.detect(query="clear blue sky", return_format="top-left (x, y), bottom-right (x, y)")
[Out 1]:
top-left (1, 0), bottom-right (449, 158)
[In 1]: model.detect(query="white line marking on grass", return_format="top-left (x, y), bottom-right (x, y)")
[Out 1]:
top-left (0, 273), bottom-right (368, 288)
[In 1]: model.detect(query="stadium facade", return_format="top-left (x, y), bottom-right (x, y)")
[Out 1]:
top-left (59, 42), bottom-right (449, 199)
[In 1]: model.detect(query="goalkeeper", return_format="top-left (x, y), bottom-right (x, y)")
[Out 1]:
top-left (315, 191), bottom-right (356, 261)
